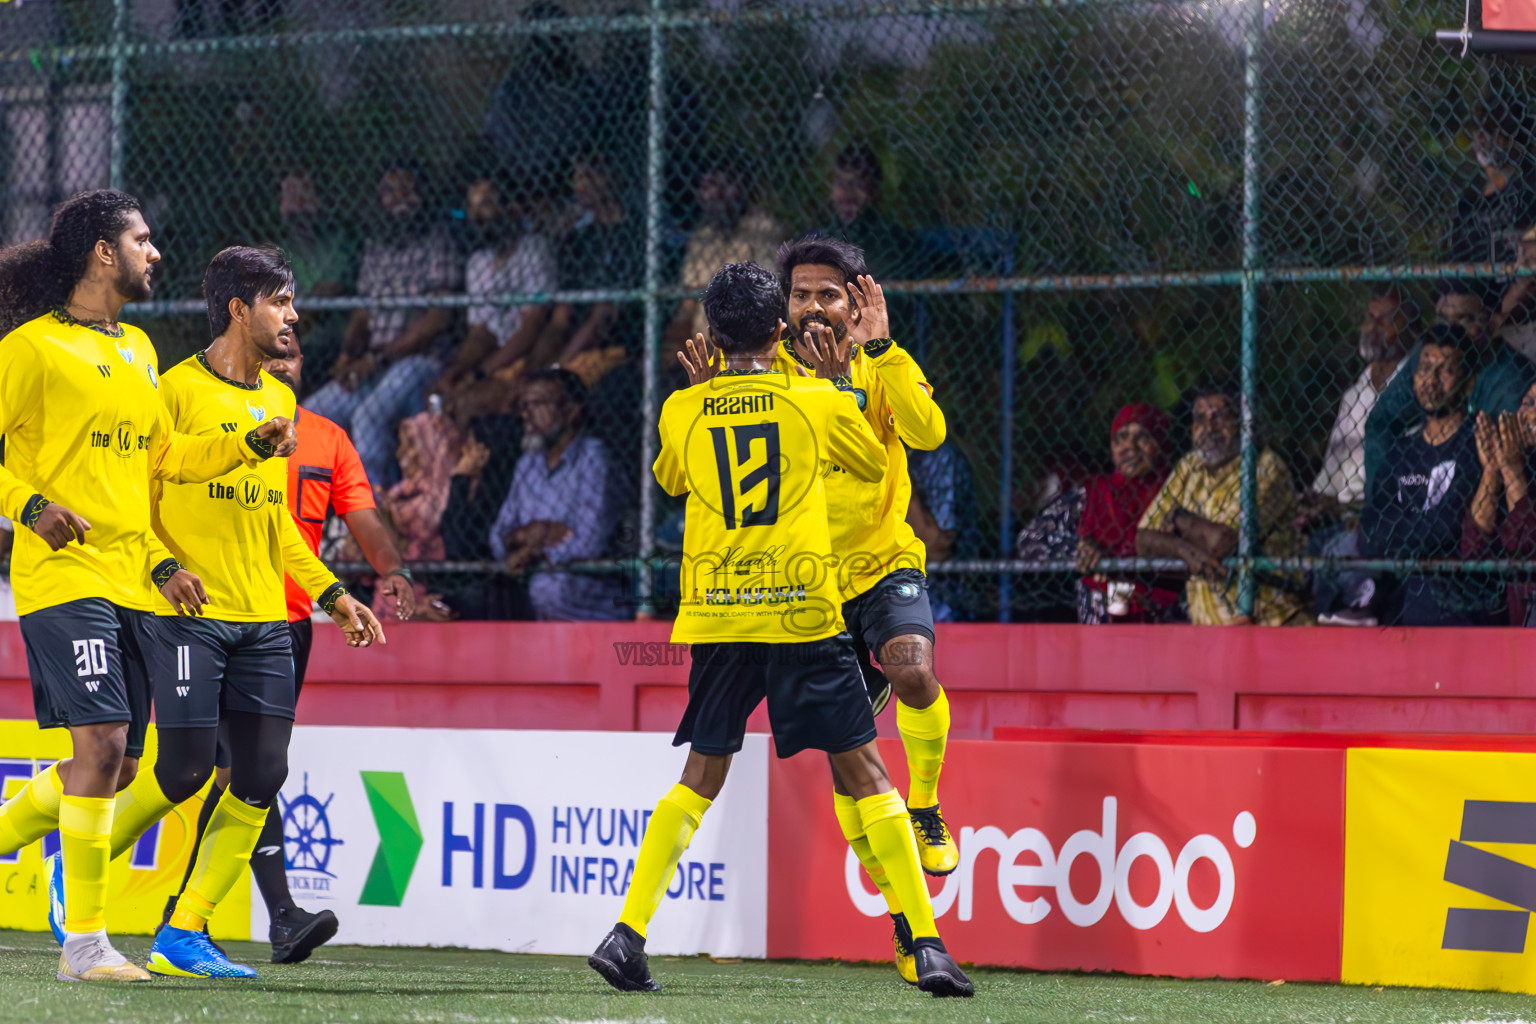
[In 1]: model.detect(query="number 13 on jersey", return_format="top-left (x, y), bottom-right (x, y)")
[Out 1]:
top-left (710, 423), bottom-right (780, 529)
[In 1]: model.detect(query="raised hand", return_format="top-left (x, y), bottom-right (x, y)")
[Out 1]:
top-left (1499, 411), bottom-right (1528, 472)
top-left (1476, 411), bottom-right (1502, 470)
top-left (801, 321), bottom-right (852, 379)
top-left (847, 274), bottom-right (890, 347)
top-left (677, 333), bottom-right (720, 385)
top-left (254, 416), bottom-right (299, 458)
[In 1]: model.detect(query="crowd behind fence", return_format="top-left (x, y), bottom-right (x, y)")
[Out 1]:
top-left (6, 0), bottom-right (1536, 626)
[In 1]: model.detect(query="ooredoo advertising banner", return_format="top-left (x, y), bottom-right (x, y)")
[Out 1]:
top-left (768, 738), bottom-right (1347, 980)
top-left (270, 727), bottom-right (769, 957)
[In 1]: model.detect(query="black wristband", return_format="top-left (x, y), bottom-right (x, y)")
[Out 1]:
top-left (244, 427), bottom-right (276, 459)
top-left (388, 567), bottom-right (414, 583)
top-left (318, 582), bottom-right (347, 615)
top-left (151, 558), bottom-right (184, 589)
top-left (862, 336), bottom-right (895, 358)
top-left (831, 375), bottom-right (856, 391)
top-left (20, 494), bottom-right (49, 530)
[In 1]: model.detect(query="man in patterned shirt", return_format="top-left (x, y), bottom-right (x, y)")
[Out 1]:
top-left (1137, 384), bottom-right (1312, 626)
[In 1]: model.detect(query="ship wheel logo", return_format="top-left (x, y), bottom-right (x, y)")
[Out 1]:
top-left (280, 773), bottom-right (344, 876)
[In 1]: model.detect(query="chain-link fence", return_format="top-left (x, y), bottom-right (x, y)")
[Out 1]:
top-left (5, 0), bottom-right (1536, 626)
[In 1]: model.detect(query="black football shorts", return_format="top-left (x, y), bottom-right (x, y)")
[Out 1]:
top-left (20, 598), bottom-right (155, 758)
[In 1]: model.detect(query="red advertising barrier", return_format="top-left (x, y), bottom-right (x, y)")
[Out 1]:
top-left (768, 737), bottom-right (1346, 979)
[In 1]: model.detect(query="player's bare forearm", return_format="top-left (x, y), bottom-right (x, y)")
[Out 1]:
top-left (344, 508), bottom-right (405, 576)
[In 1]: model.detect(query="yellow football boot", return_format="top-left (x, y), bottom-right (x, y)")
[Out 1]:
top-left (892, 913), bottom-right (918, 984)
top-left (910, 804), bottom-right (959, 876)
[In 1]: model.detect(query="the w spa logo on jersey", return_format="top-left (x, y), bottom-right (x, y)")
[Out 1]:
top-left (1343, 748), bottom-right (1536, 994)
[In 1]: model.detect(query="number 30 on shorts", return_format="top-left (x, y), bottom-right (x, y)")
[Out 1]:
top-left (72, 638), bottom-right (108, 677)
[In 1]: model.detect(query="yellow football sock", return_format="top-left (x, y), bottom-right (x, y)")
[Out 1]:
top-left (858, 789), bottom-right (937, 939)
top-left (171, 788), bottom-right (267, 930)
top-left (59, 795), bottom-right (114, 934)
top-left (833, 791), bottom-right (901, 914)
top-left (617, 784), bottom-right (712, 938)
top-left (109, 766), bottom-right (176, 860)
top-left (0, 762), bottom-right (63, 856)
top-left (897, 688), bottom-right (950, 810)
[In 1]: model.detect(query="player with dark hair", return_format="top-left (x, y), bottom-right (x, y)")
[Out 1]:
top-left (160, 327), bottom-right (414, 965)
top-left (589, 261), bottom-right (973, 997)
top-left (0, 193), bottom-right (297, 983)
top-left (681, 233), bottom-right (953, 983)
top-left (56, 245), bottom-right (386, 980)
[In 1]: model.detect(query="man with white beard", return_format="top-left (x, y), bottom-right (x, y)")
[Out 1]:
top-left (487, 368), bottom-right (623, 620)
top-left (1296, 288), bottom-right (1416, 536)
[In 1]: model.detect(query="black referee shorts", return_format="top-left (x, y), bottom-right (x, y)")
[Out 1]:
top-left (20, 598), bottom-right (155, 759)
top-left (842, 568), bottom-right (937, 660)
top-left (148, 616), bottom-right (295, 731)
top-left (673, 633), bottom-right (878, 759)
top-left (216, 618), bottom-right (312, 770)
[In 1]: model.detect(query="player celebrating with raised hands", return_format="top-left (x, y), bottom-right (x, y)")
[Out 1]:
top-left (0, 191), bottom-right (297, 983)
top-left (70, 245), bottom-right (385, 980)
top-left (679, 236), bottom-right (954, 984)
top-left (591, 261), bottom-right (972, 998)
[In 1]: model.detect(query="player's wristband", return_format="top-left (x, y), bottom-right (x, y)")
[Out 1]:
top-left (318, 583), bottom-right (348, 615)
top-left (244, 427), bottom-right (277, 459)
top-left (388, 567), bottom-right (414, 583)
top-left (20, 494), bottom-right (50, 530)
top-left (862, 336), bottom-right (895, 359)
top-left (151, 558), bottom-right (184, 589)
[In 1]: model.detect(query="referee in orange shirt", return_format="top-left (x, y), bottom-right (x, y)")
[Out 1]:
top-left (166, 332), bottom-right (415, 964)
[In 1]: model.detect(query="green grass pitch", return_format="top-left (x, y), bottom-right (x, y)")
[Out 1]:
top-left (3, 929), bottom-right (1536, 1024)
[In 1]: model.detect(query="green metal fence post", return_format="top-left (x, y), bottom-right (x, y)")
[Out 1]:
top-left (1237, 0), bottom-right (1264, 618)
top-left (109, 0), bottom-right (127, 190)
top-left (635, 0), bottom-right (667, 618)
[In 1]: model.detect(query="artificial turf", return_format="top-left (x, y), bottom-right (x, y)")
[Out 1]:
top-left (2, 928), bottom-right (1535, 1024)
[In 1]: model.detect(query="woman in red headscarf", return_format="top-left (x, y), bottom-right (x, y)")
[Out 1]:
top-left (1077, 403), bottom-right (1182, 623)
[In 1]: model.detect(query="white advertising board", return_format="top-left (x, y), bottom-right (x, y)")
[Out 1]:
top-left (260, 727), bottom-right (768, 957)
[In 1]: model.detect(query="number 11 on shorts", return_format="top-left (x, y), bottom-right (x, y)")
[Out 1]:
top-left (176, 644), bottom-right (191, 682)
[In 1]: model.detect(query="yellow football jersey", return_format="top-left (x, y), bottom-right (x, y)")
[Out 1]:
top-left (771, 338), bottom-right (947, 601)
top-left (0, 314), bottom-right (265, 616)
top-left (655, 369), bottom-right (886, 644)
top-left (151, 354), bottom-right (339, 622)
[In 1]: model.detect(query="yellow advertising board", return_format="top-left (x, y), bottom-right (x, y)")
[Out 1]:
top-left (0, 719), bottom-right (249, 940)
top-left (1343, 746), bottom-right (1536, 993)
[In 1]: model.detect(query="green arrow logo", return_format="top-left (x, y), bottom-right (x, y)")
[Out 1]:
top-left (359, 771), bottom-right (422, 907)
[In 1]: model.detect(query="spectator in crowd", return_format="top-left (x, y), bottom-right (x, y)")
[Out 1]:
top-left (1463, 380), bottom-right (1536, 625)
top-left (432, 174), bottom-right (558, 418)
top-left (1446, 97), bottom-right (1536, 270)
top-left (1298, 289), bottom-right (1413, 537)
top-left (543, 155), bottom-right (642, 369)
top-left (1364, 280), bottom-right (1534, 492)
top-left (482, 2), bottom-right (601, 188)
top-left (1137, 385), bottom-right (1311, 626)
top-left (304, 159), bottom-right (461, 486)
top-left (662, 162), bottom-right (786, 370)
top-left (277, 168), bottom-right (355, 391)
top-left (1362, 325), bottom-right (1499, 626)
top-left (907, 441), bottom-right (983, 622)
top-left (1489, 224), bottom-right (1536, 364)
top-left (488, 369), bottom-right (624, 620)
top-left (1077, 403), bottom-right (1182, 624)
top-left (377, 412), bottom-right (460, 611)
top-left (823, 143), bottom-right (913, 279)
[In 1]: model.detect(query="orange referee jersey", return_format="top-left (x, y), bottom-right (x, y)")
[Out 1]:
top-left (283, 407), bottom-right (376, 622)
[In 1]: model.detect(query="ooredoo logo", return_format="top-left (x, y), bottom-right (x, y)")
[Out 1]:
top-left (845, 797), bottom-right (1257, 933)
